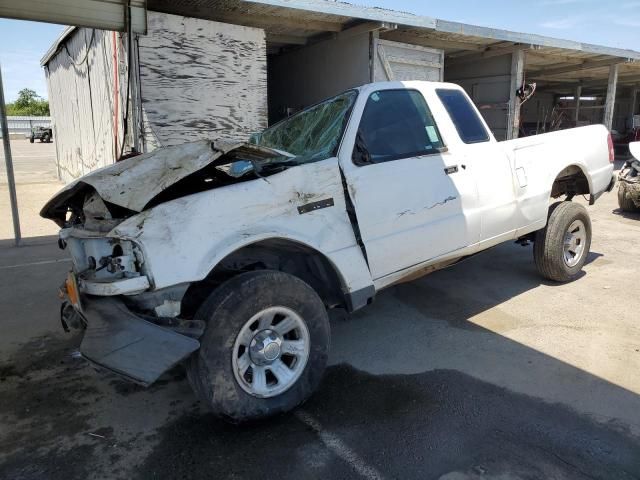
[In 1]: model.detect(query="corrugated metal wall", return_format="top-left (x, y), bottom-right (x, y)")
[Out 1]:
top-left (45, 13), bottom-right (268, 182)
top-left (44, 28), bottom-right (126, 182)
top-left (268, 31), bottom-right (371, 124)
top-left (445, 55), bottom-right (513, 141)
top-left (138, 12), bottom-right (268, 148)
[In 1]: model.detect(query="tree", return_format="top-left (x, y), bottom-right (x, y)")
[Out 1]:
top-left (6, 88), bottom-right (50, 116)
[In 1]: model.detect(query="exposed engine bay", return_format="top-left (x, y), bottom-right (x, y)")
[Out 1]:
top-left (40, 140), bottom-right (297, 229)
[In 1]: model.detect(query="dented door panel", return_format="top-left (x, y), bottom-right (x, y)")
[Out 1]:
top-left (341, 154), bottom-right (477, 279)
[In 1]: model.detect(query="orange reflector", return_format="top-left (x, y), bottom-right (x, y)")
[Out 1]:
top-left (66, 272), bottom-right (81, 310)
top-left (607, 133), bottom-right (615, 163)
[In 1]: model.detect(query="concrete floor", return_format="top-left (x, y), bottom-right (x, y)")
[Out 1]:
top-left (0, 138), bottom-right (63, 240)
top-left (0, 167), bottom-right (639, 479)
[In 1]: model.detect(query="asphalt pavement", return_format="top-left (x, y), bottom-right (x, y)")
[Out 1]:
top-left (0, 162), bottom-right (639, 480)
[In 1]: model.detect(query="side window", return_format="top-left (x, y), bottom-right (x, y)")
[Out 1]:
top-left (436, 89), bottom-right (490, 144)
top-left (353, 89), bottom-right (445, 166)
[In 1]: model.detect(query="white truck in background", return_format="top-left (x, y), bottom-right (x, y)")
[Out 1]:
top-left (42, 81), bottom-right (616, 422)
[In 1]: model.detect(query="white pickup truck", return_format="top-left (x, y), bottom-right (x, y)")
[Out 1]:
top-left (43, 81), bottom-right (615, 422)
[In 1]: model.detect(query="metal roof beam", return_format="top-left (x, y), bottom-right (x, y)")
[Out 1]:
top-left (381, 31), bottom-right (486, 52)
top-left (584, 74), bottom-right (640, 87)
top-left (447, 43), bottom-right (539, 66)
top-left (529, 58), bottom-right (633, 77)
top-left (446, 41), bottom-right (513, 59)
top-left (266, 33), bottom-right (308, 45)
top-left (334, 21), bottom-right (396, 41)
top-left (536, 74), bottom-right (640, 90)
top-left (246, 0), bottom-right (438, 29)
top-left (527, 51), bottom-right (587, 64)
top-left (165, 8), bottom-right (344, 32)
top-left (0, 0), bottom-right (146, 33)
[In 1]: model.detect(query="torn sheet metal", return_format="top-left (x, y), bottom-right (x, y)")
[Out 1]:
top-left (40, 139), bottom-right (288, 222)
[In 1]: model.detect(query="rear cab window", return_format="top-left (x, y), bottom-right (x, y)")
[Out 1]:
top-left (436, 89), bottom-right (490, 144)
top-left (353, 89), bottom-right (445, 166)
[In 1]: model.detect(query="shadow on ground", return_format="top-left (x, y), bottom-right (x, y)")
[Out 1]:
top-left (1, 237), bottom-right (639, 479)
top-left (137, 365), bottom-right (640, 480)
top-left (612, 207), bottom-right (640, 221)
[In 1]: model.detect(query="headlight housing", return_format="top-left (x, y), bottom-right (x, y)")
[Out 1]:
top-left (60, 229), bottom-right (145, 281)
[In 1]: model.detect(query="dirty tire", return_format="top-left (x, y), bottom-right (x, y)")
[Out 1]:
top-left (534, 201), bottom-right (591, 282)
top-left (186, 270), bottom-right (330, 423)
top-left (617, 183), bottom-right (638, 212)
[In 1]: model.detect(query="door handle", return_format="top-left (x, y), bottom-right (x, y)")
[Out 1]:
top-left (444, 165), bottom-right (459, 175)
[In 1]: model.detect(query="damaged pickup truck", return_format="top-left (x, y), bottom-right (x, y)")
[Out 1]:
top-left (42, 81), bottom-right (616, 422)
top-left (618, 141), bottom-right (640, 212)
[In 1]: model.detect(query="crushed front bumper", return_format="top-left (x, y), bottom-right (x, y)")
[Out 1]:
top-left (65, 297), bottom-right (200, 386)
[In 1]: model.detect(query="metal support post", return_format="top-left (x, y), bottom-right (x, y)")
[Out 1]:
top-left (0, 63), bottom-right (21, 246)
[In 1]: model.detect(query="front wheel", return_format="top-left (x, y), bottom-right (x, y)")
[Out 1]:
top-left (186, 270), bottom-right (330, 423)
top-left (534, 202), bottom-right (592, 282)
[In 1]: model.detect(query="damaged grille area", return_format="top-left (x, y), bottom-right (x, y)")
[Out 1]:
top-left (619, 157), bottom-right (640, 208)
top-left (62, 233), bottom-right (145, 282)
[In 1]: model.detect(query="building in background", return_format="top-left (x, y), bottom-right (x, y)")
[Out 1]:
top-left (39, 0), bottom-right (640, 183)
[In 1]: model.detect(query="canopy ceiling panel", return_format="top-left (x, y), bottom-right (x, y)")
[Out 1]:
top-left (0, 0), bottom-right (146, 33)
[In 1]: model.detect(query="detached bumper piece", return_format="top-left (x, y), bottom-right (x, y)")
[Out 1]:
top-left (80, 297), bottom-right (200, 386)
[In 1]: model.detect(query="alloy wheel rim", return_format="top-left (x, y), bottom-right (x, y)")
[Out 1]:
top-left (563, 219), bottom-right (586, 267)
top-left (232, 306), bottom-right (310, 398)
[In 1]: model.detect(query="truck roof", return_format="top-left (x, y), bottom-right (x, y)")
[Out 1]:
top-left (356, 81), bottom-right (465, 95)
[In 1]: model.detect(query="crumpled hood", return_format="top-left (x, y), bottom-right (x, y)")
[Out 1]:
top-left (41, 139), bottom-right (284, 224)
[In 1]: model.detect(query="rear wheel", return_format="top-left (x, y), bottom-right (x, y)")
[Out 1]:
top-left (618, 183), bottom-right (638, 212)
top-left (534, 202), bottom-right (591, 282)
top-left (186, 270), bottom-right (330, 423)
top-left (43, 133), bottom-right (51, 143)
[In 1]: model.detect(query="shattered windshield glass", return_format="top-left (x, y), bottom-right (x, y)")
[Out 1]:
top-left (250, 90), bottom-right (358, 165)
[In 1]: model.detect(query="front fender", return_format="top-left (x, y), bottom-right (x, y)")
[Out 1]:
top-left (111, 158), bottom-right (373, 296)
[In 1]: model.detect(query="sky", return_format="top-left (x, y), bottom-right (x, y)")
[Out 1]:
top-left (0, 0), bottom-right (639, 102)
top-left (0, 20), bottom-right (65, 102)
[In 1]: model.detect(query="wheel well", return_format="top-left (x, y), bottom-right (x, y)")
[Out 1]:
top-left (181, 239), bottom-right (346, 318)
top-left (551, 165), bottom-right (590, 200)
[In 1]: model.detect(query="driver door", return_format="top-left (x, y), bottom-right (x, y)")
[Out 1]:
top-left (341, 88), bottom-right (479, 280)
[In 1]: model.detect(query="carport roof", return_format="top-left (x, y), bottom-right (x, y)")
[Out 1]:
top-left (146, 0), bottom-right (640, 92)
top-left (37, 0), bottom-right (640, 92)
